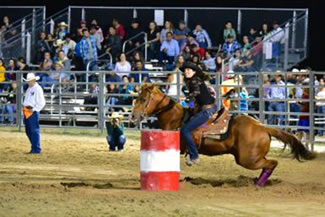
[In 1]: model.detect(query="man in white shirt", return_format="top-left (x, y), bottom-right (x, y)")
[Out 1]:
top-left (23, 73), bottom-right (46, 154)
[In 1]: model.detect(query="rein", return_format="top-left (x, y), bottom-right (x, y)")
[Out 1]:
top-left (143, 90), bottom-right (175, 116)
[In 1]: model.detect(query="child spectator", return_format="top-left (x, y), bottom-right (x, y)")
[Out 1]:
top-left (57, 22), bottom-right (68, 40)
top-left (223, 21), bottom-right (237, 41)
top-left (106, 112), bottom-right (126, 152)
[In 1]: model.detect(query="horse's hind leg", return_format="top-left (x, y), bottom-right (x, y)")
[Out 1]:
top-left (254, 158), bottom-right (278, 187)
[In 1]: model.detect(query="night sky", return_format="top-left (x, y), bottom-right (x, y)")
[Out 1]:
top-left (1, 0), bottom-right (323, 70)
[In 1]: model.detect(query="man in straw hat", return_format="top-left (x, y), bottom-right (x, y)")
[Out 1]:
top-left (23, 73), bottom-right (46, 154)
top-left (106, 112), bottom-right (126, 152)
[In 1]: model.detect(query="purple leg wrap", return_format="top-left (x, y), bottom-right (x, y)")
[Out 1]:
top-left (256, 169), bottom-right (273, 187)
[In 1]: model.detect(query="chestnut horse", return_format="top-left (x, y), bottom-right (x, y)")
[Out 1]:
top-left (131, 84), bottom-right (315, 186)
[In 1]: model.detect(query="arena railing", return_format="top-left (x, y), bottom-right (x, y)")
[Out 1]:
top-left (0, 70), bottom-right (324, 151)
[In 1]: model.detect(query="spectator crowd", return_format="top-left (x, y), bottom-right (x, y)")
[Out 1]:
top-left (0, 15), bottom-right (324, 139)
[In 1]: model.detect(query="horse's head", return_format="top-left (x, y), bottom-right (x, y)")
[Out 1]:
top-left (131, 84), bottom-right (165, 125)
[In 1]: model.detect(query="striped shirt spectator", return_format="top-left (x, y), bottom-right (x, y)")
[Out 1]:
top-left (79, 29), bottom-right (98, 63)
top-left (222, 35), bottom-right (241, 56)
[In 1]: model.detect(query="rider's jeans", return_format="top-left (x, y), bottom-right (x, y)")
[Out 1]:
top-left (181, 105), bottom-right (218, 160)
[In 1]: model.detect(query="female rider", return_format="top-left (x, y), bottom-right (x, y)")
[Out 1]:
top-left (181, 62), bottom-right (217, 166)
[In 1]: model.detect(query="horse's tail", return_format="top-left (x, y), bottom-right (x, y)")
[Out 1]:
top-left (264, 126), bottom-right (316, 161)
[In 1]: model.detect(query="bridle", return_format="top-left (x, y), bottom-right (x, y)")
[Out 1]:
top-left (142, 89), bottom-right (175, 116)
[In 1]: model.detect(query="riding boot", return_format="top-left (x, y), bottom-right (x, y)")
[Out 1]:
top-left (256, 168), bottom-right (273, 187)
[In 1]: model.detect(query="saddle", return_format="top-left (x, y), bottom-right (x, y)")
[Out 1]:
top-left (192, 107), bottom-right (232, 147)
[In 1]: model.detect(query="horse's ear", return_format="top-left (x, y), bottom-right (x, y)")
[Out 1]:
top-left (141, 84), bottom-right (155, 92)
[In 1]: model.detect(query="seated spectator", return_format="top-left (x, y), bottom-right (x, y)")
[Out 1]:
top-left (168, 56), bottom-right (185, 99)
top-left (266, 74), bottom-right (286, 125)
top-left (160, 21), bottom-right (174, 43)
top-left (180, 33), bottom-right (199, 53)
top-left (77, 20), bottom-right (87, 38)
top-left (131, 60), bottom-right (149, 84)
top-left (17, 57), bottom-right (30, 83)
top-left (36, 31), bottom-right (50, 63)
top-left (118, 76), bottom-right (134, 106)
top-left (0, 81), bottom-right (17, 124)
top-left (125, 19), bottom-right (143, 51)
top-left (46, 33), bottom-right (55, 57)
top-left (222, 34), bottom-right (241, 57)
top-left (40, 52), bottom-right (53, 71)
top-left (58, 50), bottom-right (71, 72)
top-left (215, 54), bottom-right (223, 73)
top-left (103, 26), bottom-right (122, 63)
top-left (131, 51), bottom-right (144, 68)
top-left (106, 84), bottom-right (119, 110)
top-left (248, 27), bottom-right (257, 42)
top-left (296, 82), bottom-right (310, 145)
top-left (236, 50), bottom-right (255, 73)
top-left (6, 58), bottom-right (17, 82)
top-left (90, 24), bottom-right (102, 52)
top-left (191, 53), bottom-right (201, 65)
top-left (182, 45), bottom-right (192, 61)
top-left (84, 84), bottom-right (98, 111)
top-left (160, 32), bottom-right (180, 67)
top-left (316, 79), bottom-right (325, 136)
top-left (50, 62), bottom-right (69, 83)
top-left (0, 58), bottom-right (6, 92)
top-left (112, 18), bottom-right (125, 40)
top-left (190, 42), bottom-right (205, 59)
top-left (2, 16), bottom-right (16, 41)
top-left (259, 23), bottom-right (269, 37)
top-left (64, 34), bottom-right (76, 59)
top-left (113, 53), bottom-right (131, 79)
top-left (106, 112), bottom-right (126, 152)
top-left (192, 24), bottom-right (212, 51)
top-left (146, 21), bottom-right (160, 60)
top-left (91, 19), bottom-right (104, 43)
top-left (203, 51), bottom-right (216, 72)
top-left (241, 35), bottom-right (252, 56)
top-left (57, 22), bottom-right (68, 40)
top-left (229, 49), bottom-right (241, 71)
top-left (174, 20), bottom-right (190, 49)
top-left (223, 21), bottom-right (237, 41)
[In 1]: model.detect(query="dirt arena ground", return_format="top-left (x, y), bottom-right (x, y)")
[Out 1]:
top-left (0, 129), bottom-right (325, 217)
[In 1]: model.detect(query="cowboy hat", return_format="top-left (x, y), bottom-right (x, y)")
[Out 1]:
top-left (109, 112), bottom-right (124, 119)
top-left (23, 73), bottom-right (40, 82)
top-left (54, 39), bottom-right (65, 47)
top-left (180, 62), bottom-right (203, 74)
top-left (58, 21), bottom-right (68, 27)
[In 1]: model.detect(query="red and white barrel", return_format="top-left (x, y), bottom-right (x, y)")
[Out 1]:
top-left (140, 130), bottom-right (180, 191)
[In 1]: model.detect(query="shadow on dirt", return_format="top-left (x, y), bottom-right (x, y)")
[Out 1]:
top-left (182, 175), bottom-right (282, 187)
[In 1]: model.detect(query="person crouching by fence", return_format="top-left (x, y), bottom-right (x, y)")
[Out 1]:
top-left (23, 73), bottom-right (46, 154)
top-left (106, 112), bottom-right (126, 152)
